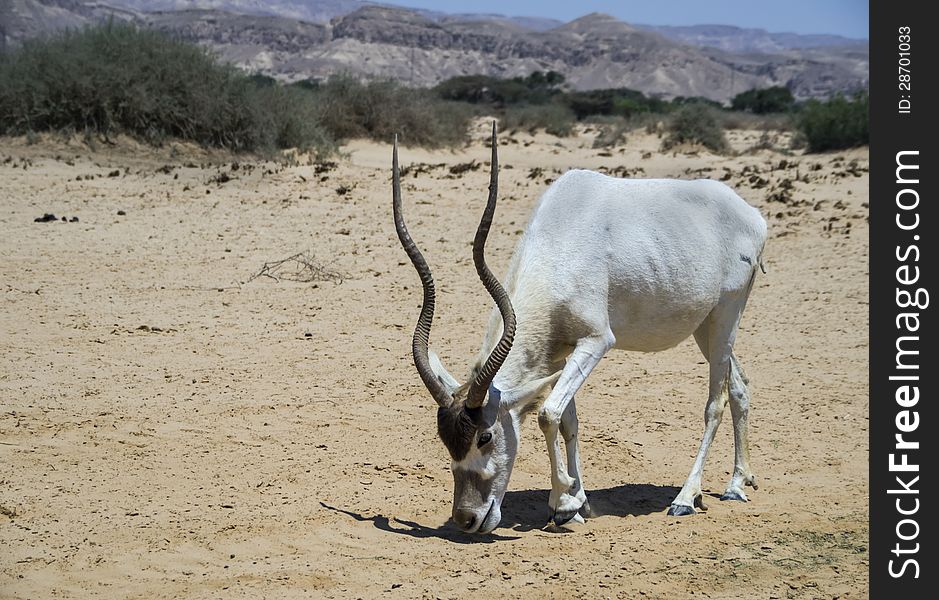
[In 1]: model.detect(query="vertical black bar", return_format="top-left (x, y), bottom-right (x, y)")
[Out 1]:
top-left (870, 0), bottom-right (936, 596)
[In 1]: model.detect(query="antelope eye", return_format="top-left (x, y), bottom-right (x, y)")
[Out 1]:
top-left (477, 432), bottom-right (492, 447)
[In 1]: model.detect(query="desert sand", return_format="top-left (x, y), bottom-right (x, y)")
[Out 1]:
top-left (1, 120), bottom-right (868, 599)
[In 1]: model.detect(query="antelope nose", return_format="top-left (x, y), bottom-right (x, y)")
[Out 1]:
top-left (453, 508), bottom-right (477, 531)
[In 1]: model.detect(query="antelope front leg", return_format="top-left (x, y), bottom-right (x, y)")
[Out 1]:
top-left (561, 397), bottom-right (590, 518)
top-left (539, 410), bottom-right (578, 525)
top-left (539, 333), bottom-right (613, 526)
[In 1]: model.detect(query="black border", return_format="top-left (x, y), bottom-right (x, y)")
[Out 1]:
top-left (870, 1), bottom-right (936, 595)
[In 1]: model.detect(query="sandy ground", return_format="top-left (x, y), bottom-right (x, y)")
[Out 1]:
top-left (1, 121), bottom-right (868, 599)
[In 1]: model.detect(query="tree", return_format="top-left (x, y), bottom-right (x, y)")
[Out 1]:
top-left (731, 86), bottom-right (795, 113)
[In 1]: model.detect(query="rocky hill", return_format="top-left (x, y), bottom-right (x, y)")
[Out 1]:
top-left (636, 23), bottom-right (867, 53)
top-left (2, 0), bottom-right (869, 102)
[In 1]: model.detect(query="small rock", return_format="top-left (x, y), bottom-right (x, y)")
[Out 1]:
top-left (34, 213), bottom-right (57, 222)
top-left (117, 210), bottom-right (126, 216)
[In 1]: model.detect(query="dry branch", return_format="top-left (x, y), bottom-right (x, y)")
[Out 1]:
top-left (248, 252), bottom-right (344, 284)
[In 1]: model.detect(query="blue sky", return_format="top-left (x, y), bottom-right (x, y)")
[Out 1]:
top-left (393, 0), bottom-right (869, 39)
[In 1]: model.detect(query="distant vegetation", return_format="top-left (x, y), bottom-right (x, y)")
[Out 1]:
top-left (434, 71), bottom-right (680, 117)
top-left (795, 92), bottom-right (869, 152)
top-left (500, 103), bottom-right (576, 137)
top-left (0, 23), bottom-right (465, 153)
top-left (730, 86), bottom-right (795, 114)
top-left (0, 23), bottom-right (869, 154)
top-left (435, 71), bottom-right (566, 106)
top-left (0, 24), bottom-right (332, 152)
top-left (431, 71), bottom-right (738, 152)
top-left (313, 74), bottom-right (472, 148)
top-left (662, 104), bottom-right (728, 153)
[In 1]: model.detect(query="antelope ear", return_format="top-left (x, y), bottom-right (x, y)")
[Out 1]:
top-left (480, 385), bottom-right (503, 427)
top-left (429, 350), bottom-right (461, 396)
top-left (498, 371), bottom-right (562, 407)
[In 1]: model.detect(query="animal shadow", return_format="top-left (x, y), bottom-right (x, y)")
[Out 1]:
top-left (499, 483), bottom-right (681, 532)
top-left (318, 502), bottom-right (520, 544)
top-left (321, 482), bottom-right (679, 542)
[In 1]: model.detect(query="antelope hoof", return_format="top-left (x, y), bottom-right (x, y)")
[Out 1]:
top-left (552, 508), bottom-right (579, 527)
top-left (667, 504), bottom-right (696, 516)
top-left (579, 498), bottom-right (593, 518)
top-left (720, 490), bottom-right (748, 502)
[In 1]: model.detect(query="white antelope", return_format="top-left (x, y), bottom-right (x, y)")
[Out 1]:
top-left (393, 124), bottom-right (767, 534)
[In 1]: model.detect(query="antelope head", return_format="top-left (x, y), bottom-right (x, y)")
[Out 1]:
top-left (393, 124), bottom-right (539, 533)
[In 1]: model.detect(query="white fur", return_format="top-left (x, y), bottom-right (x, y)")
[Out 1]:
top-left (436, 170), bottom-right (767, 527)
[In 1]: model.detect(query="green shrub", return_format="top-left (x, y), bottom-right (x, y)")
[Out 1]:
top-left (564, 88), bottom-right (666, 119)
top-left (255, 85), bottom-right (335, 153)
top-left (289, 78), bottom-right (322, 92)
top-left (671, 96), bottom-right (724, 110)
top-left (0, 22), bottom-right (333, 153)
top-left (731, 86), bottom-right (795, 114)
top-left (796, 92), bottom-right (869, 152)
top-left (662, 104), bottom-right (728, 153)
top-left (314, 74), bottom-right (472, 147)
top-left (434, 71), bottom-right (564, 106)
top-left (247, 73), bottom-right (278, 88)
top-left (501, 103), bottom-right (576, 137)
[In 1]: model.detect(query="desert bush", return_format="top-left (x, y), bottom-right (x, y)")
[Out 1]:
top-left (718, 110), bottom-right (795, 131)
top-left (435, 74), bottom-right (512, 104)
top-left (289, 78), bottom-right (322, 92)
top-left (247, 73), bottom-right (278, 88)
top-left (671, 96), bottom-right (724, 110)
top-left (564, 88), bottom-right (666, 119)
top-left (501, 103), bottom-right (576, 137)
top-left (314, 74), bottom-right (472, 147)
top-left (662, 104), bottom-right (728, 153)
top-left (796, 92), bottom-right (869, 152)
top-left (743, 130), bottom-right (794, 155)
top-left (582, 115), bottom-right (631, 148)
top-left (0, 23), bottom-right (334, 153)
top-left (731, 86), bottom-right (795, 114)
top-left (434, 71), bottom-right (564, 106)
top-left (255, 85), bottom-right (336, 154)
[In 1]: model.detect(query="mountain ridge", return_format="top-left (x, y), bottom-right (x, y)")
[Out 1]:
top-left (2, 0), bottom-right (869, 102)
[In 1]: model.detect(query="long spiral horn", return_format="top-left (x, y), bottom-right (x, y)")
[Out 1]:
top-left (392, 135), bottom-right (452, 407)
top-left (466, 122), bottom-right (516, 409)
